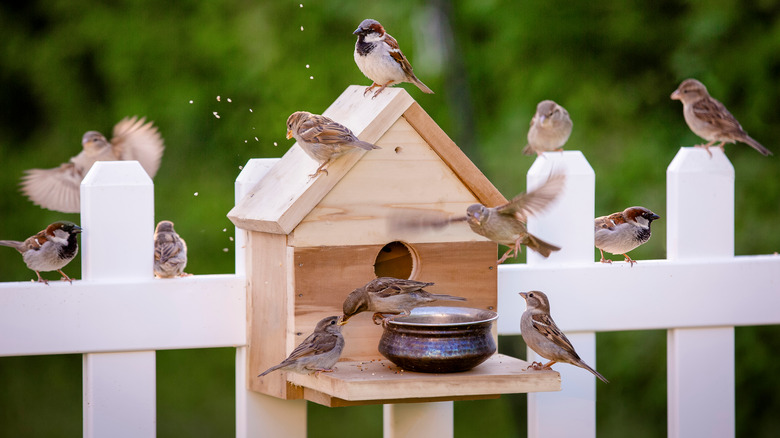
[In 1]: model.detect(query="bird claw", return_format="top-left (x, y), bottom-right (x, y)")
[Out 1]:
top-left (599, 258), bottom-right (612, 264)
top-left (526, 361), bottom-right (546, 371)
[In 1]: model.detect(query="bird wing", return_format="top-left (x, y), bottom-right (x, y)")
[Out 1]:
top-left (155, 237), bottom-right (183, 263)
top-left (384, 33), bottom-right (416, 80)
top-left (496, 172), bottom-right (566, 220)
top-left (369, 277), bottom-right (433, 298)
top-left (594, 212), bottom-right (627, 231)
top-left (285, 332), bottom-right (338, 361)
top-left (530, 313), bottom-right (580, 359)
top-left (111, 116), bottom-right (164, 178)
top-left (20, 162), bottom-right (84, 213)
top-left (692, 97), bottom-right (744, 135)
top-left (297, 115), bottom-right (360, 145)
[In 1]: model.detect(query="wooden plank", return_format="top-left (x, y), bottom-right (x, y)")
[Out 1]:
top-left (289, 116), bottom-right (487, 247)
top-left (227, 86), bottom-right (414, 234)
top-left (0, 275), bottom-right (245, 357)
top-left (292, 242), bottom-right (498, 361)
top-left (248, 232), bottom-right (302, 399)
top-left (403, 103), bottom-right (507, 207)
top-left (287, 355), bottom-right (560, 403)
top-left (302, 389), bottom-right (498, 408)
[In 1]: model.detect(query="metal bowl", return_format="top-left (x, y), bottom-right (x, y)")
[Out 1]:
top-left (378, 306), bottom-right (498, 373)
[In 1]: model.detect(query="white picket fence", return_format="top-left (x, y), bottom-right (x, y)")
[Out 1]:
top-left (1, 148), bottom-right (778, 438)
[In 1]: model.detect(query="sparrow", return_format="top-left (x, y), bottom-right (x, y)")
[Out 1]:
top-left (286, 111), bottom-right (381, 178)
top-left (594, 206), bottom-right (659, 266)
top-left (153, 220), bottom-right (188, 278)
top-left (21, 116), bottom-right (165, 213)
top-left (520, 291), bottom-right (608, 383)
top-left (0, 221), bottom-right (82, 284)
top-left (257, 316), bottom-right (345, 377)
top-left (523, 100), bottom-right (573, 156)
top-left (353, 18), bottom-right (434, 98)
top-left (671, 78), bottom-right (772, 157)
top-left (341, 277), bottom-right (467, 325)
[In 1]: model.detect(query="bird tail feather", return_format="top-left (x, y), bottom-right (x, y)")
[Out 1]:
top-left (411, 76), bottom-right (434, 94)
top-left (523, 233), bottom-right (561, 258)
top-left (429, 293), bottom-right (467, 302)
top-left (744, 135), bottom-right (772, 156)
top-left (353, 140), bottom-right (381, 151)
top-left (578, 360), bottom-right (609, 384)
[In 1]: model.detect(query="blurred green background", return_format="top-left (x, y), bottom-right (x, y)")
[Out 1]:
top-left (1, 0), bottom-right (778, 436)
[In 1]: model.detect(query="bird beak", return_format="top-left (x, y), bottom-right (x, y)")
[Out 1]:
top-left (337, 316), bottom-right (349, 326)
top-left (286, 129), bottom-right (293, 140)
top-left (651, 214), bottom-right (660, 220)
top-left (353, 27), bottom-right (363, 35)
top-left (670, 90), bottom-right (681, 100)
top-left (518, 292), bottom-right (528, 300)
top-left (73, 225), bottom-right (83, 233)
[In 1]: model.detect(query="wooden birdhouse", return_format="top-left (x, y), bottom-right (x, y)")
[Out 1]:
top-left (228, 86), bottom-right (560, 406)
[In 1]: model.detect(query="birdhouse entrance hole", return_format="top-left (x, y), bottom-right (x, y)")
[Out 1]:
top-left (374, 241), bottom-right (417, 279)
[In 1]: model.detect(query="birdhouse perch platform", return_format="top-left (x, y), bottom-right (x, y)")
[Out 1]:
top-left (228, 85), bottom-right (561, 406)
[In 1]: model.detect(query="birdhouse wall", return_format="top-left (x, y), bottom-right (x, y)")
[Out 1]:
top-left (247, 231), bottom-right (498, 398)
top-left (288, 116), bottom-right (489, 247)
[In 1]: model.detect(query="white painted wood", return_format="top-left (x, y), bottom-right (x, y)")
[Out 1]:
top-left (233, 159), bottom-right (307, 438)
top-left (666, 147), bottom-right (735, 438)
top-left (668, 327), bottom-right (735, 438)
top-left (496, 256), bottom-right (780, 333)
top-left (83, 351), bottom-right (156, 438)
top-left (383, 402), bottom-right (454, 438)
top-left (235, 347), bottom-right (306, 438)
top-left (81, 162), bottom-right (157, 438)
top-left (522, 151), bottom-right (597, 438)
top-left (0, 275), bottom-right (244, 356)
top-left (234, 159), bottom-right (280, 276)
top-left (81, 161), bottom-right (154, 281)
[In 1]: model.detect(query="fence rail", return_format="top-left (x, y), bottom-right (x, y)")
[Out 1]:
top-left (1, 148), bottom-right (778, 438)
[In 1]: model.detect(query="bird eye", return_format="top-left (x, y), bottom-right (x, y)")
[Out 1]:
top-left (528, 293), bottom-right (534, 297)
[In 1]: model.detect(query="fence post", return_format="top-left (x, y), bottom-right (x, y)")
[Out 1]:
top-left (525, 151), bottom-right (597, 438)
top-left (383, 402), bottom-right (454, 438)
top-left (666, 147), bottom-right (735, 438)
top-left (233, 159), bottom-right (307, 438)
top-left (80, 161), bottom-right (156, 438)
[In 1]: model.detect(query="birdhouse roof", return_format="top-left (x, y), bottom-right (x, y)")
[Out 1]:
top-left (228, 85), bottom-right (506, 235)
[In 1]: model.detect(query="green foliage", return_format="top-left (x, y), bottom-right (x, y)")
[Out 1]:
top-left (1, 0), bottom-right (779, 436)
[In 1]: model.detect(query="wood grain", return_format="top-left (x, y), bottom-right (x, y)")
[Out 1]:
top-left (287, 355), bottom-right (561, 406)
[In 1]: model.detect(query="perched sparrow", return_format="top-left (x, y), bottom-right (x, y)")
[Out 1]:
top-left (286, 111), bottom-right (380, 178)
top-left (153, 220), bottom-right (188, 278)
top-left (353, 18), bottom-right (434, 98)
top-left (0, 221), bottom-right (82, 284)
top-left (341, 277), bottom-right (467, 324)
top-left (595, 206), bottom-right (659, 266)
top-left (21, 116), bottom-right (165, 213)
top-left (671, 79), bottom-right (772, 157)
top-left (523, 100), bottom-right (573, 156)
top-left (520, 291), bottom-right (608, 383)
top-left (257, 316), bottom-right (345, 377)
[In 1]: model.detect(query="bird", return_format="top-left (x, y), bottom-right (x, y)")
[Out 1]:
top-left (523, 100), bottom-right (573, 156)
top-left (21, 116), bottom-right (165, 213)
top-left (257, 316), bottom-right (345, 377)
top-left (341, 277), bottom-right (467, 324)
top-left (392, 172), bottom-right (565, 264)
top-left (671, 78), bottom-right (772, 157)
top-left (0, 221), bottom-right (82, 284)
top-left (286, 111), bottom-right (381, 178)
top-left (594, 206), bottom-right (660, 266)
top-left (153, 220), bottom-right (188, 278)
top-left (520, 291), bottom-right (609, 383)
top-left (353, 18), bottom-right (434, 98)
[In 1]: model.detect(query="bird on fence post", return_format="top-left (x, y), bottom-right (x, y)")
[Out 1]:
top-left (520, 291), bottom-right (609, 383)
top-left (523, 100), bottom-right (573, 156)
top-left (258, 316), bottom-right (345, 377)
top-left (153, 220), bottom-right (189, 278)
top-left (594, 206), bottom-right (660, 266)
top-left (341, 277), bottom-right (467, 325)
top-left (0, 221), bottom-right (82, 284)
top-left (21, 116), bottom-right (165, 213)
top-left (671, 78), bottom-right (772, 157)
